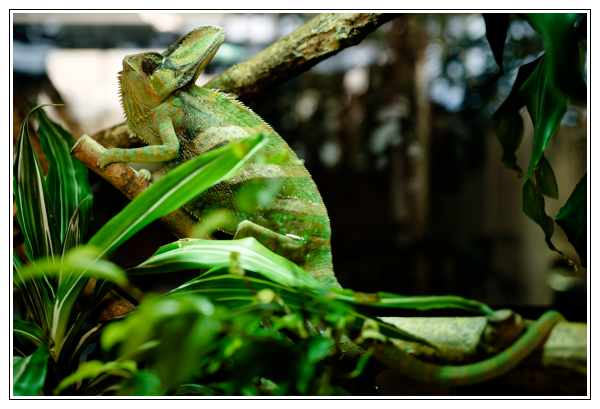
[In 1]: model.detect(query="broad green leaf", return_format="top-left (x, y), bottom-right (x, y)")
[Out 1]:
top-left (491, 57), bottom-right (540, 175)
top-left (54, 359), bottom-right (137, 395)
top-left (88, 133), bottom-right (265, 259)
top-left (555, 173), bottom-right (587, 267)
top-left (13, 319), bottom-right (50, 347)
top-left (12, 343), bottom-right (49, 396)
top-left (520, 52), bottom-right (569, 182)
top-left (13, 104), bottom-right (61, 290)
top-left (527, 13), bottom-right (586, 102)
top-left (34, 107), bottom-right (93, 243)
top-left (129, 237), bottom-right (321, 290)
top-left (482, 13), bottom-right (510, 83)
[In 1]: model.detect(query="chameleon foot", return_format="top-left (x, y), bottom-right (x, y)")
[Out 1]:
top-left (138, 169), bottom-right (152, 183)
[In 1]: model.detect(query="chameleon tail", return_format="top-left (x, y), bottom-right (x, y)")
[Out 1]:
top-left (371, 310), bottom-right (564, 386)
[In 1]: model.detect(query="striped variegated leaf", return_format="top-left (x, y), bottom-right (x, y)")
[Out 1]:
top-left (14, 104), bottom-right (61, 289)
top-left (88, 133), bottom-right (265, 259)
top-left (129, 237), bottom-right (321, 290)
top-left (34, 107), bottom-right (93, 243)
top-left (13, 252), bottom-right (52, 335)
top-left (60, 195), bottom-right (92, 283)
top-left (58, 279), bottom-right (116, 367)
top-left (13, 319), bottom-right (51, 347)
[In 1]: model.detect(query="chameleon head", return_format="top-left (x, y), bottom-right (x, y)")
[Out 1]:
top-left (119, 25), bottom-right (226, 104)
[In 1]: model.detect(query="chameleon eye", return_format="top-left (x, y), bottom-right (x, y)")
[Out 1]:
top-left (141, 55), bottom-right (161, 75)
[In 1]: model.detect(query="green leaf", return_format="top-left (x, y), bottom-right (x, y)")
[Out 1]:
top-left (34, 106), bottom-right (93, 243)
top-left (522, 177), bottom-right (558, 252)
top-left (88, 133), bottom-right (265, 259)
top-left (491, 57), bottom-right (540, 175)
top-left (54, 359), bottom-right (137, 395)
top-left (13, 320), bottom-right (50, 347)
top-left (129, 237), bottom-right (321, 290)
top-left (520, 55), bottom-right (570, 182)
top-left (555, 173), bottom-right (587, 267)
top-left (526, 13), bottom-right (586, 102)
top-left (13, 343), bottom-right (50, 396)
top-left (482, 13), bottom-right (510, 83)
top-left (13, 104), bottom-right (61, 287)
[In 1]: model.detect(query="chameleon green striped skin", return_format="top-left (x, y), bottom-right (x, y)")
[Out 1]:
top-left (97, 26), bottom-right (340, 289)
top-left (372, 310), bottom-right (565, 386)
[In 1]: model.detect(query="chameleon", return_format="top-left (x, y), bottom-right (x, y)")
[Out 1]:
top-left (96, 25), bottom-right (564, 386)
top-left (96, 25), bottom-right (340, 289)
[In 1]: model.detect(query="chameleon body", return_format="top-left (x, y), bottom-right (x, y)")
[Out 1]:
top-left (97, 26), bottom-right (563, 386)
top-left (97, 26), bottom-right (339, 289)
top-left (372, 310), bottom-right (564, 386)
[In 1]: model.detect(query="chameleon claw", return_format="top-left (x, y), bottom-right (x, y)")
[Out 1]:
top-left (138, 169), bottom-right (152, 183)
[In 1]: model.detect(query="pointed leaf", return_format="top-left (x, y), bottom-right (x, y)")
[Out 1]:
top-left (13, 104), bottom-right (61, 270)
top-left (520, 54), bottom-right (570, 182)
top-left (492, 57), bottom-right (540, 175)
top-left (555, 173), bottom-right (587, 267)
top-left (13, 320), bottom-right (50, 347)
top-left (88, 133), bottom-right (265, 259)
top-left (482, 13), bottom-right (510, 83)
top-left (60, 195), bottom-right (92, 282)
top-left (522, 177), bottom-right (558, 252)
top-left (12, 343), bottom-right (50, 396)
top-left (34, 107), bottom-right (93, 243)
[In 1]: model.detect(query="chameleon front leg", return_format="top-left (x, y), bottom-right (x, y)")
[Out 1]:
top-left (97, 111), bottom-right (179, 182)
top-left (371, 310), bottom-right (565, 386)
